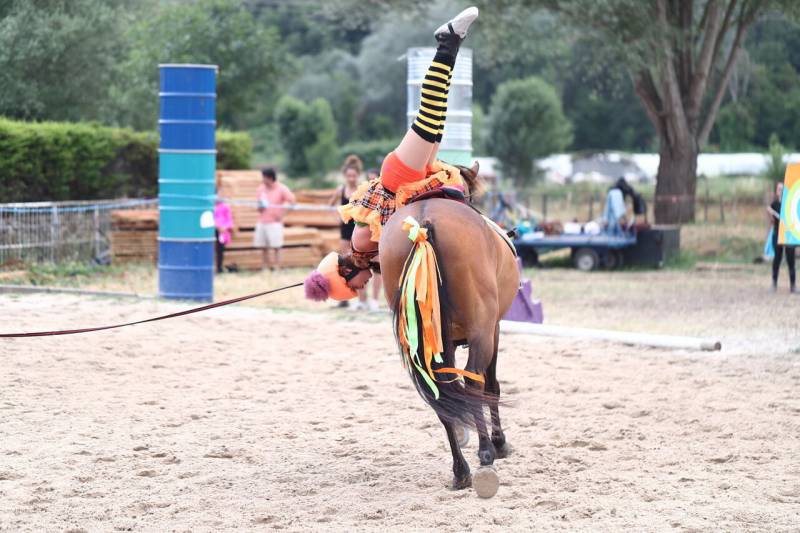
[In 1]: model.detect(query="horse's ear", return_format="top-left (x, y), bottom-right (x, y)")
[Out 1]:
top-left (457, 161), bottom-right (484, 201)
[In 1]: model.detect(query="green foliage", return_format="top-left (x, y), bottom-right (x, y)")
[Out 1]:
top-left (715, 103), bottom-right (756, 151)
top-left (304, 99), bottom-right (339, 182)
top-left (472, 103), bottom-right (487, 155)
top-left (472, 7), bottom-right (571, 106)
top-left (738, 15), bottom-right (800, 150)
top-left (0, 118), bottom-right (157, 202)
top-left (560, 37), bottom-right (655, 151)
top-left (354, 2), bottom-right (455, 138)
top-left (288, 50), bottom-right (362, 144)
top-left (487, 77), bottom-right (572, 187)
top-left (0, 118), bottom-right (252, 201)
top-left (337, 138), bottom-right (400, 171)
top-left (257, 2), bottom-right (370, 57)
top-left (274, 96), bottom-right (338, 182)
top-left (764, 134), bottom-right (787, 183)
top-left (115, 0), bottom-right (286, 131)
top-left (248, 123), bottom-right (284, 167)
top-left (0, 0), bottom-right (132, 122)
top-left (216, 131), bottom-right (253, 170)
top-left (2, 0), bottom-right (799, 183)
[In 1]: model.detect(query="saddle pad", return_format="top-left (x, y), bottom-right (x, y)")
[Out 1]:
top-left (482, 215), bottom-right (517, 256)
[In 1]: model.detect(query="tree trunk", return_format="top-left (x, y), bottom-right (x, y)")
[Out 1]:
top-left (654, 137), bottom-right (698, 224)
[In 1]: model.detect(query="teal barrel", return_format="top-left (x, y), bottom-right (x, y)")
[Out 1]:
top-left (158, 64), bottom-right (217, 302)
top-left (158, 152), bottom-right (216, 240)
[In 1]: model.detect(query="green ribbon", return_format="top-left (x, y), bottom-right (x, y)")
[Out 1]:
top-left (403, 245), bottom-right (439, 399)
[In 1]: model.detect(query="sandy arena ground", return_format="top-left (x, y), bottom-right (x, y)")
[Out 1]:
top-left (1, 272), bottom-right (799, 531)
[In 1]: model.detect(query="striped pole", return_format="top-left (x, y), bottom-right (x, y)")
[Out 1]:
top-left (158, 64), bottom-right (218, 301)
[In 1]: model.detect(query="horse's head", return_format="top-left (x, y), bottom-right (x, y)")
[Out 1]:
top-left (455, 161), bottom-right (483, 202)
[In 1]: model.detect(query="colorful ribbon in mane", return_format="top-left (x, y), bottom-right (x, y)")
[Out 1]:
top-left (396, 216), bottom-right (484, 400)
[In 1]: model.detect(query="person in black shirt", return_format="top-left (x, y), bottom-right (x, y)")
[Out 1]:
top-left (329, 155), bottom-right (369, 309)
top-left (767, 181), bottom-right (796, 292)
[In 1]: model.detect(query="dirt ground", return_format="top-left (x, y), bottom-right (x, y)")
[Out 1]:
top-left (1, 266), bottom-right (799, 531)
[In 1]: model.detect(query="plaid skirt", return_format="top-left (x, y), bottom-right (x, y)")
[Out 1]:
top-left (338, 179), bottom-right (395, 242)
top-left (338, 163), bottom-right (465, 242)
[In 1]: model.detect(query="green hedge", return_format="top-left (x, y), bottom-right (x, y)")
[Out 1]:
top-left (0, 118), bottom-right (156, 201)
top-left (0, 118), bottom-right (252, 202)
top-left (337, 138), bottom-right (400, 172)
top-left (217, 130), bottom-right (252, 170)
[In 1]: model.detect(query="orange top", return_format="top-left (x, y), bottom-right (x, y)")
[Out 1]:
top-left (379, 151), bottom-right (427, 193)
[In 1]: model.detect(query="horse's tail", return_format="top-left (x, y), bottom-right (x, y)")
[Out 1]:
top-left (392, 216), bottom-right (496, 427)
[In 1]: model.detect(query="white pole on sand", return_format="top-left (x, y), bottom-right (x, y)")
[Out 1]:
top-left (499, 320), bottom-right (722, 352)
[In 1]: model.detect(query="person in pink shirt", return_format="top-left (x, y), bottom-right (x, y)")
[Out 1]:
top-left (254, 167), bottom-right (296, 270)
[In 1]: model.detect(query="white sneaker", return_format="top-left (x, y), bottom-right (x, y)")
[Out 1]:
top-left (367, 299), bottom-right (381, 312)
top-left (350, 300), bottom-right (366, 311)
top-left (434, 6), bottom-right (479, 40)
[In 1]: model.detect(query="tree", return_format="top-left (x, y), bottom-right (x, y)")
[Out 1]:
top-left (480, 0), bottom-right (798, 223)
top-left (274, 96), bottom-right (338, 182)
top-left (114, 0), bottom-right (286, 131)
top-left (487, 77), bottom-right (572, 187)
top-left (559, 37), bottom-right (656, 152)
top-left (288, 50), bottom-right (362, 144)
top-left (714, 102), bottom-right (755, 150)
top-left (354, 2), bottom-right (455, 138)
top-left (0, 0), bottom-right (133, 122)
top-left (764, 133), bottom-right (786, 182)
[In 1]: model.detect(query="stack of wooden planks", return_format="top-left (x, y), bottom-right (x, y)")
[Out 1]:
top-left (110, 210), bottom-right (158, 264)
top-left (109, 173), bottom-right (345, 269)
top-left (215, 171), bottom-right (343, 269)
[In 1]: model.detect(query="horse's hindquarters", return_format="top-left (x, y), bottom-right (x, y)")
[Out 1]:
top-left (383, 199), bottom-right (518, 330)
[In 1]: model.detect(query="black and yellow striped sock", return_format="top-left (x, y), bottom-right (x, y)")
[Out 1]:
top-left (435, 69), bottom-right (453, 144)
top-left (411, 50), bottom-right (455, 144)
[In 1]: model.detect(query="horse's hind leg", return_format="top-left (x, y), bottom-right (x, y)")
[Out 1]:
top-left (438, 343), bottom-right (471, 489)
top-left (438, 414), bottom-right (471, 489)
top-left (465, 332), bottom-right (496, 466)
top-left (485, 323), bottom-right (509, 458)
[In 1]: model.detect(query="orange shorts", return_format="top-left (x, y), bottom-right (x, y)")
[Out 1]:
top-left (380, 151), bottom-right (427, 193)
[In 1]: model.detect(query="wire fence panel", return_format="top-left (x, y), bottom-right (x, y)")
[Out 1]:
top-left (0, 199), bottom-right (158, 266)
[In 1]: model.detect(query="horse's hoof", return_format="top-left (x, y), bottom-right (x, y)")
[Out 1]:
top-left (494, 442), bottom-right (511, 459)
top-left (473, 466), bottom-right (499, 498)
top-left (455, 424), bottom-right (470, 448)
top-left (451, 473), bottom-right (472, 490)
top-left (478, 447), bottom-right (495, 466)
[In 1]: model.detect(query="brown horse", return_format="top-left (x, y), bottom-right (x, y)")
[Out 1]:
top-left (379, 165), bottom-right (519, 490)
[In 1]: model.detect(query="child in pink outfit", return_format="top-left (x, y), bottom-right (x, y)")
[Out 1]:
top-left (214, 198), bottom-right (235, 273)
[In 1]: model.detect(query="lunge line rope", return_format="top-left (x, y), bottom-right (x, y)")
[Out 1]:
top-left (1, 283), bottom-right (303, 338)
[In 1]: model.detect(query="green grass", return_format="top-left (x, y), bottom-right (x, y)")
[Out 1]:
top-left (716, 236), bottom-right (763, 263)
top-left (663, 250), bottom-right (699, 270)
top-left (24, 262), bottom-right (123, 287)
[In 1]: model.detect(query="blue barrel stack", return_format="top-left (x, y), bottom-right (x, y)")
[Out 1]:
top-left (158, 64), bottom-right (218, 301)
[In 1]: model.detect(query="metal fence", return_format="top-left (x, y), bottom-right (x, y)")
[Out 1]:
top-left (0, 199), bottom-right (158, 266)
